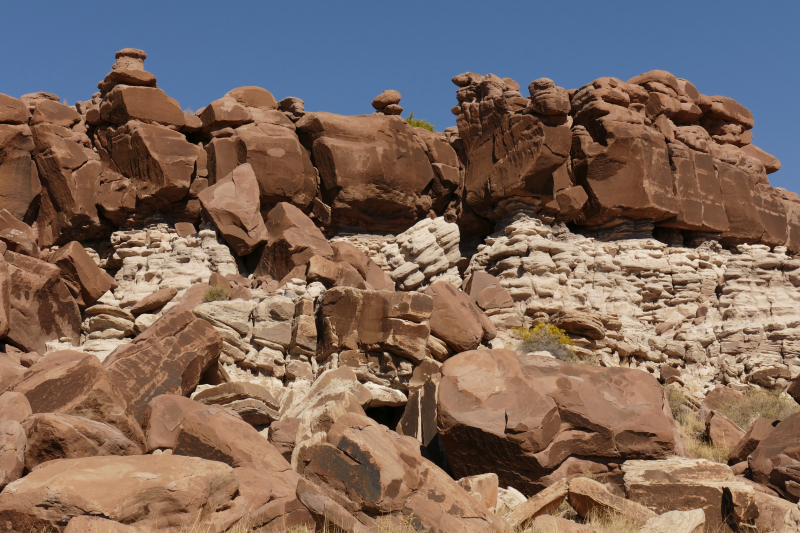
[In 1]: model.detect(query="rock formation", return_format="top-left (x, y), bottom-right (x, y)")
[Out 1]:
top-left (0, 48), bottom-right (799, 533)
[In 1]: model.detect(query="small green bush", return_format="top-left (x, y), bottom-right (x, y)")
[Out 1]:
top-left (406, 112), bottom-right (435, 132)
top-left (717, 388), bottom-right (800, 431)
top-left (515, 323), bottom-right (596, 365)
top-left (202, 285), bottom-right (230, 303)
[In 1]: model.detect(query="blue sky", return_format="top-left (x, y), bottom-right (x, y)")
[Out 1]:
top-left (2, 1), bottom-right (797, 191)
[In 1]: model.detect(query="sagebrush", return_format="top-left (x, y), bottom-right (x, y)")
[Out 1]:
top-left (516, 323), bottom-right (595, 365)
top-left (406, 112), bottom-right (435, 132)
top-left (202, 285), bottom-right (231, 303)
top-left (666, 385), bottom-right (730, 464)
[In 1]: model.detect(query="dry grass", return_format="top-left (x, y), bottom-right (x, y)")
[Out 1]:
top-left (717, 387), bottom-right (800, 431)
top-left (202, 285), bottom-right (231, 303)
top-left (667, 386), bottom-right (731, 464)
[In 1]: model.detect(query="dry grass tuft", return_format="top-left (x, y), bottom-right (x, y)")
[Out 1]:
top-left (202, 284), bottom-right (231, 303)
top-left (667, 386), bottom-right (731, 464)
top-left (717, 388), bottom-right (799, 431)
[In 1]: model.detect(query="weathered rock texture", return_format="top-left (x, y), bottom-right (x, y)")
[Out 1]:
top-left (438, 349), bottom-right (679, 493)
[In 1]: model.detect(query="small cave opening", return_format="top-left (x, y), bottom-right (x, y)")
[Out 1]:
top-left (365, 405), bottom-right (405, 430)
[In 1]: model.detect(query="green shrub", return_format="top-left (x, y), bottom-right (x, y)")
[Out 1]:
top-left (717, 388), bottom-right (800, 431)
top-left (406, 112), bottom-right (435, 132)
top-left (515, 324), bottom-right (596, 365)
top-left (202, 285), bottom-right (230, 303)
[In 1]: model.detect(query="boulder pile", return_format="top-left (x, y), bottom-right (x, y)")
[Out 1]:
top-left (0, 49), bottom-right (799, 532)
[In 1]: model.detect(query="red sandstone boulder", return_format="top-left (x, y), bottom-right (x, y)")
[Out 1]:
top-left (748, 412), bottom-right (800, 502)
top-left (250, 202), bottom-right (333, 279)
top-left (268, 417), bottom-right (300, 463)
top-left (320, 287), bottom-right (433, 364)
top-left (103, 306), bottom-right (223, 423)
top-left (233, 125), bottom-right (317, 210)
top-left (331, 241), bottom-right (393, 291)
top-left (425, 281), bottom-right (496, 353)
top-left (729, 417), bottom-right (778, 465)
top-left (198, 163), bottom-right (268, 256)
top-left (22, 413), bottom-right (141, 470)
top-left (0, 254), bottom-right (8, 340)
top-left (788, 376), bottom-right (800, 405)
top-left (140, 394), bottom-right (211, 452)
top-left (48, 241), bottom-right (117, 309)
top-left (3, 251), bottom-right (81, 354)
top-left (29, 100), bottom-right (80, 128)
top-left (129, 287), bottom-right (178, 315)
top-left (97, 48), bottom-right (158, 97)
top-left (0, 355), bottom-right (25, 394)
top-left (297, 411), bottom-right (510, 533)
top-left (10, 350), bottom-right (144, 446)
top-left (0, 420), bottom-right (25, 490)
top-left (0, 392), bottom-right (31, 424)
top-left (0, 124), bottom-right (41, 223)
top-left (0, 455), bottom-right (239, 532)
top-left (30, 123), bottom-right (107, 246)
top-left (296, 112), bottom-right (439, 232)
top-left (172, 405), bottom-right (314, 530)
top-left (100, 85), bottom-right (185, 128)
top-left (438, 350), bottom-right (679, 494)
top-left (95, 121), bottom-right (204, 208)
top-left (0, 94), bottom-right (28, 125)
top-left (705, 410), bottom-right (745, 450)
top-left (464, 271), bottom-right (514, 310)
top-left (0, 210), bottom-right (38, 257)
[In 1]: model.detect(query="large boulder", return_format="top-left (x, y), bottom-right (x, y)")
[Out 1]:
top-left (296, 112), bottom-right (439, 233)
top-left (0, 124), bottom-right (40, 223)
top-left (296, 411), bottom-right (511, 533)
top-left (425, 281), bottom-right (496, 353)
top-left (250, 202), bottom-right (333, 279)
top-left (0, 210), bottom-right (38, 257)
top-left (22, 413), bottom-right (142, 470)
top-left (622, 457), bottom-right (757, 530)
top-left (0, 420), bottom-right (25, 490)
top-left (748, 412), bottom-right (800, 502)
top-left (103, 306), bottom-right (223, 424)
top-left (47, 241), bottom-right (117, 309)
top-left (172, 405), bottom-right (314, 530)
top-left (3, 251), bottom-right (81, 354)
top-left (0, 254), bottom-right (9, 340)
top-left (233, 124), bottom-right (317, 210)
top-left (99, 85), bottom-right (185, 128)
top-left (319, 287), bottom-right (433, 364)
top-left (0, 94), bottom-right (28, 125)
top-left (0, 455), bottom-right (239, 532)
top-left (198, 163), bottom-right (268, 256)
top-left (9, 350), bottom-right (144, 447)
top-left (30, 124), bottom-right (106, 246)
top-left (141, 394), bottom-right (210, 452)
top-left (95, 121), bottom-right (204, 208)
top-left (438, 350), bottom-right (679, 494)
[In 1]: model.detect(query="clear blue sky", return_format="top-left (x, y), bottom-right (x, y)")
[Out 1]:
top-left (2, 1), bottom-right (797, 191)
